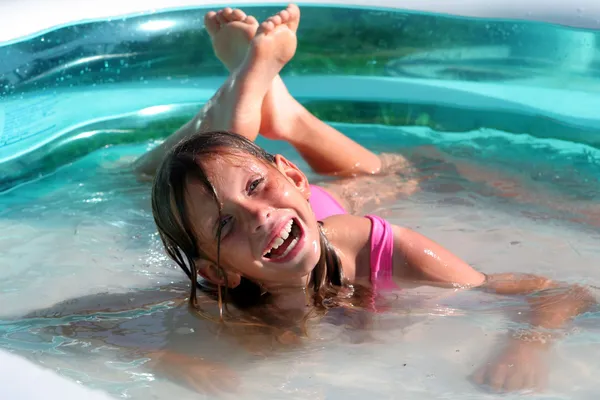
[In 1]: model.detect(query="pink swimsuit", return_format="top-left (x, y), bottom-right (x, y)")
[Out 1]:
top-left (308, 184), bottom-right (396, 289)
top-left (308, 184), bottom-right (346, 221)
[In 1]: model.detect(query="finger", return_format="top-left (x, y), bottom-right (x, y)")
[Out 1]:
top-left (505, 369), bottom-right (525, 392)
top-left (203, 375), bottom-right (227, 395)
top-left (489, 365), bottom-right (508, 392)
top-left (185, 374), bottom-right (214, 395)
top-left (470, 366), bottom-right (486, 386)
top-left (209, 371), bottom-right (239, 393)
top-left (535, 369), bottom-right (549, 392)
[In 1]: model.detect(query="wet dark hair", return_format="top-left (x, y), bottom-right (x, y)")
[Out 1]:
top-left (151, 130), bottom-right (372, 330)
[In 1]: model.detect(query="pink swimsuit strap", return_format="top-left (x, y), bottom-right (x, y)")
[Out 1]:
top-left (365, 215), bottom-right (397, 290)
top-left (307, 187), bottom-right (396, 290)
top-left (308, 184), bottom-right (347, 220)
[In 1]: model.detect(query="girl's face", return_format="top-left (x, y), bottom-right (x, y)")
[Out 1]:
top-left (184, 152), bottom-right (321, 288)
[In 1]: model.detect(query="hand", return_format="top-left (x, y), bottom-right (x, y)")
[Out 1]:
top-left (471, 338), bottom-right (550, 393)
top-left (151, 351), bottom-right (240, 395)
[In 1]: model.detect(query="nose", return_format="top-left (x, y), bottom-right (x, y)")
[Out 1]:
top-left (242, 201), bottom-right (272, 233)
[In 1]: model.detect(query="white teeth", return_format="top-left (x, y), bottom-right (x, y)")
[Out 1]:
top-left (278, 236), bottom-right (299, 259)
top-left (271, 237), bottom-right (285, 250)
top-left (264, 220), bottom-right (295, 256)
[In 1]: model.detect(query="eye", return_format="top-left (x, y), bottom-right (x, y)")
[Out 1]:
top-left (248, 177), bottom-right (264, 194)
top-left (217, 215), bottom-right (232, 238)
top-left (220, 216), bottom-right (230, 228)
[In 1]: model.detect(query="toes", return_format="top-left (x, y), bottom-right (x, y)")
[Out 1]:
top-left (216, 10), bottom-right (227, 25)
top-left (221, 7), bottom-right (234, 21)
top-left (259, 20), bottom-right (275, 33)
top-left (268, 15), bottom-right (283, 26)
top-left (245, 15), bottom-right (259, 26)
top-left (230, 8), bottom-right (247, 22)
top-left (259, 3), bottom-right (300, 34)
top-left (204, 11), bottom-right (220, 36)
top-left (285, 4), bottom-right (301, 32)
top-left (278, 9), bottom-right (290, 23)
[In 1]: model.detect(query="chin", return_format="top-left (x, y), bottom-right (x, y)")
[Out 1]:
top-left (299, 242), bottom-right (322, 275)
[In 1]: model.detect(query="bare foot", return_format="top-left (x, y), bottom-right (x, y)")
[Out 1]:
top-left (204, 4), bottom-right (305, 141)
top-left (204, 7), bottom-right (259, 71)
top-left (199, 8), bottom-right (298, 137)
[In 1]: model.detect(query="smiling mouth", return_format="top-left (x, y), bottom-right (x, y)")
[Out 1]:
top-left (264, 219), bottom-right (302, 260)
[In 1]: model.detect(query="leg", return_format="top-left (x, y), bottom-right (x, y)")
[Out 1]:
top-left (264, 93), bottom-right (385, 176)
top-left (136, 4), bottom-right (391, 179)
top-left (134, 6), bottom-right (298, 177)
top-left (204, 5), bottom-right (384, 177)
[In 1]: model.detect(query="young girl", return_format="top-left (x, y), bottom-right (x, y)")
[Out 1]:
top-left (137, 4), bottom-right (595, 394)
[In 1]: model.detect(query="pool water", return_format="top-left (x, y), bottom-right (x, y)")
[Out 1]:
top-left (1, 4), bottom-right (600, 400)
top-left (2, 117), bottom-right (600, 399)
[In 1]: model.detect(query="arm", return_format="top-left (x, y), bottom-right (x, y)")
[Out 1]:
top-left (392, 226), bottom-right (596, 391)
top-left (392, 226), bottom-right (595, 330)
top-left (472, 274), bottom-right (594, 392)
top-left (25, 290), bottom-right (239, 395)
top-left (481, 273), bottom-right (594, 332)
top-left (391, 225), bottom-right (486, 287)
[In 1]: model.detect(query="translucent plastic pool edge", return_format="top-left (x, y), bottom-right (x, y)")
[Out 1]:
top-left (1, 0), bottom-right (600, 399)
top-left (0, 0), bottom-right (599, 45)
top-left (0, 349), bottom-right (115, 400)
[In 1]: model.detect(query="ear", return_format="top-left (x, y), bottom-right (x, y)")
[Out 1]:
top-left (274, 154), bottom-right (311, 200)
top-left (196, 260), bottom-right (241, 288)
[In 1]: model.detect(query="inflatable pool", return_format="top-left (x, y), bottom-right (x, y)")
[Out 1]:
top-left (1, 0), bottom-right (599, 190)
top-left (1, 1), bottom-right (599, 399)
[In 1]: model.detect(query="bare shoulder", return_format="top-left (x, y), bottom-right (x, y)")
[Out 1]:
top-left (321, 214), bottom-right (371, 239)
top-left (321, 214), bottom-right (373, 280)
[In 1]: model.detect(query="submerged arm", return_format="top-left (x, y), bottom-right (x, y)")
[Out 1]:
top-left (392, 225), bottom-right (595, 331)
top-left (481, 273), bottom-right (595, 334)
top-left (391, 226), bottom-right (596, 391)
top-left (473, 273), bottom-right (595, 392)
top-left (392, 226), bottom-right (595, 323)
top-left (24, 289), bottom-right (239, 395)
